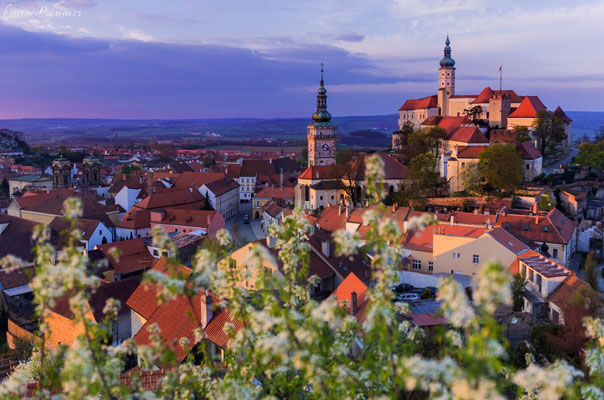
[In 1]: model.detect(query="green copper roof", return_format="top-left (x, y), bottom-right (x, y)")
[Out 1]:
top-left (311, 64), bottom-right (332, 124)
top-left (439, 34), bottom-right (455, 68)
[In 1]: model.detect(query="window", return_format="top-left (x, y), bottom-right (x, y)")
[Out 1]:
top-left (152, 249), bottom-right (159, 257)
top-left (473, 255), bottom-right (479, 264)
top-left (529, 269), bottom-right (534, 282)
top-left (175, 228), bottom-right (178, 232)
top-left (428, 262), bottom-right (433, 271)
top-left (98, 230), bottom-right (102, 235)
top-left (526, 164), bottom-right (530, 170)
top-left (320, 196), bottom-right (323, 200)
top-left (412, 260), bottom-right (422, 270)
top-left (552, 248), bottom-right (558, 259)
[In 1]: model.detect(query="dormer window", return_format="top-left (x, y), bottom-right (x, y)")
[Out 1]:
top-left (505, 223), bottom-right (510, 229)
top-left (524, 224), bottom-right (530, 231)
top-left (543, 226), bottom-right (549, 232)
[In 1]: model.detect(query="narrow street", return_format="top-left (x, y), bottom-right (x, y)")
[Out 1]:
top-left (225, 201), bottom-right (266, 249)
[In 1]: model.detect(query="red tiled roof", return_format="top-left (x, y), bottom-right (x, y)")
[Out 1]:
top-left (488, 227), bottom-right (530, 255)
top-left (437, 116), bottom-right (472, 134)
top-left (398, 95), bottom-right (438, 111)
top-left (456, 145), bottom-right (487, 159)
top-left (126, 258), bottom-right (192, 319)
top-left (203, 177), bottom-right (239, 196)
top-left (255, 186), bottom-right (295, 201)
top-left (508, 96), bottom-right (547, 118)
top-left (404, 224), bottom-right (436, 252)
top-left (447, 126), bottom-right (489, 144)
top-left (470, 87), bottom-right (523, 104)
top-left (172, 171), bottom-right (226, 190)
top-left (497, 208), bottom-right (575, 245)
top-left (329, 272), bottom-right (369, 324)
top-left (88, 276), bottom-right (142, 321)
top-left (150, 208), bottom-right (220, 229)
top-left (411, 313), bottom-right (448, 327)
top-left (96, 238), bottom-right (156, 276)
top-left (298, 165), bottom-right (333, 180)
top-left (516, 142), bottom-right (542, 160)
top-left (554, 106), bottom-right (572, 123)
top-left (133, 189), bottom-right (204, 210)
top-left (434, 224), bottom-right (486, 238)
top-left (117, 209), bottom-right (151, 230)
top-left (205, 308), bottom-right (245, 349)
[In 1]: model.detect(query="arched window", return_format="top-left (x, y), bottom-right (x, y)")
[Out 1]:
top-left (63, 172), bottom-right (68, 186)
top-left (304, 185), bottom-right (309, 202)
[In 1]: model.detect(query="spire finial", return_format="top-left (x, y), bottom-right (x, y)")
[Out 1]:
top-left (320, 62), bottom-right (324, 86)
top-left (445, 34), bottom-right (450, 46)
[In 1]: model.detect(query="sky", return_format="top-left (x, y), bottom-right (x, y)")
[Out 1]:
top-left (0, 0), bottom-right (603, 119)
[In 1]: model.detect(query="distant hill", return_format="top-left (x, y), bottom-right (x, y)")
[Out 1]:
top-left (0, 111), bottom-right (601, 146)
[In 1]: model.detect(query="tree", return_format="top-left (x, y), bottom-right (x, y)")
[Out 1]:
top-left (409, 152), bottom-right (440, 197)
top-left (1, 177), bottom-right (8, 195)
top-left (299, 147), bottom-right (308, 167)
top-left (538, 194), bottom-right (555, 212)
top-left (405, 126), bottom-right (447, 161)
top-left (201, 194), bottom-right (214, 211)
top-left (330, 155), bottom-right (365, 206)
top-left (120, 164), bottom-right (141, 174)
top-left (460, 163), bottom-right (482, 194)
top-left (478, 143), bottom-right (524, 192)
top-left (3, 159), bottom-right (604, 399)
top-left (511, 273), bottom-right (528, 312)
top-left (576, 141), bottom-right (604, 174)
top-left (584, 251), bottom-right (598, 291)
top-left (514, 126), bottom-right (531, 143)
top-left (392, 121), bottom-right (415, 150)
top-left (533, 110), bottom-right (566, 156)
top-left (463, 105), bottom-right (484, 125)
top-left (202, 156), bottom-right (215, 168)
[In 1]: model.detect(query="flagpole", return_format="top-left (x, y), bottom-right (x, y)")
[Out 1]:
top-left (499, 65), bottom-right (502, 92)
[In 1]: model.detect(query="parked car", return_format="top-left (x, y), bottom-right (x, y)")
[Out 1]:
top-left (394, 293), bottom-right (421, 302)
top-left (392, 283), bottom-right (414, 293)
top-left (425, 286), bottom-right (439, 295)
top-left (243, 214), bottom-right (250, 224)
top-left (410, 288), bottom-right (426, 295)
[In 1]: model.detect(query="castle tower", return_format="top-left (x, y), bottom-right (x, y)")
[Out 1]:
top-left (52, 157), bottom-right (72, 188)
top-left (82, 155), bottom-right (101, 185)
top-left (437, 35), bottom-right (456, 117)
top-left (307, 64), bottom-right (337, 167)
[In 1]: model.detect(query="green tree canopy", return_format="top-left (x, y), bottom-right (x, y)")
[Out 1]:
top-left (513, 126), bottom-right (531, 143)
top-left (410, 152), bottom-right (440, 197)
top-left (460, 162), bottom-right (483, 194)
top-left (533, 110), bottom-right (566, 156)
top-left (478, 143), bottom-right (524, 192)
top-left (406, 126), bottom-right (447, 160)
top-left (576, 141), bottom-right (604, 173)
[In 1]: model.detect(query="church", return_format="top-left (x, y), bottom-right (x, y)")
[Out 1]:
top-left (295, 68), bottom-right (411, 210)
top-left (394, 36), bottom-right (572, 150)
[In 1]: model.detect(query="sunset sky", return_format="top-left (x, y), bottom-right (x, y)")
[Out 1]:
top-left (0, 0), bottom-right (603, 118)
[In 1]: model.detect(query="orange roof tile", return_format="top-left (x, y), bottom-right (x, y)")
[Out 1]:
top-left (398, 95), bottom-right (438, 111)
top-left (508, 96), bottom-right (547, 118)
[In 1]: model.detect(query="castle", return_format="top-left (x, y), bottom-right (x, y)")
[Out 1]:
top-left (394, 36), bottom-right (572, 151)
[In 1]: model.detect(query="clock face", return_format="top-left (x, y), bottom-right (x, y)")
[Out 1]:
top-left (321, 143), bottom-right (331, 152)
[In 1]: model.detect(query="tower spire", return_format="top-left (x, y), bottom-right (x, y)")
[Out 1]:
top-left (312, 63), bottom-right (332, 124)
top-left (440, 35), bottom-right (455, 68)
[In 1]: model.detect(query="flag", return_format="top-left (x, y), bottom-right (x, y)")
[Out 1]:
top-left (498, 65), bottom-right (502, 72)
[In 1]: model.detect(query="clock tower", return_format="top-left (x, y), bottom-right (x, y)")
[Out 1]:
top-left (307, 64), bottom-right (337, 167)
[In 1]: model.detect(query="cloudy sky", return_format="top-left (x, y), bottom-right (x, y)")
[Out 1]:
top-left (0, 0), bottom-right (603, 118)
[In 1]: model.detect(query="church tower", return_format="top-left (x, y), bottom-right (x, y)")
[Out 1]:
top-left (437, 35), bottom-right (456, 117)
top-left (307, 64), bottom-right (337, 167)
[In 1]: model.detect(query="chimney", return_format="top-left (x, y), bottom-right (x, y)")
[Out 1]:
top-left (322, 240), bottom-right (330, 257)
top-left (351, 290), bottom-right (358, 315)
top-left (532, 202), bottom-right (538, 214)
top-left (280, 170), bottom-right (283, 189)
top-left (392, 203), bottom-right (396, 213)
top-left (201, 290), bottom-right (213, 328)
top-left (450, 214), bottom-right (454, 225)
